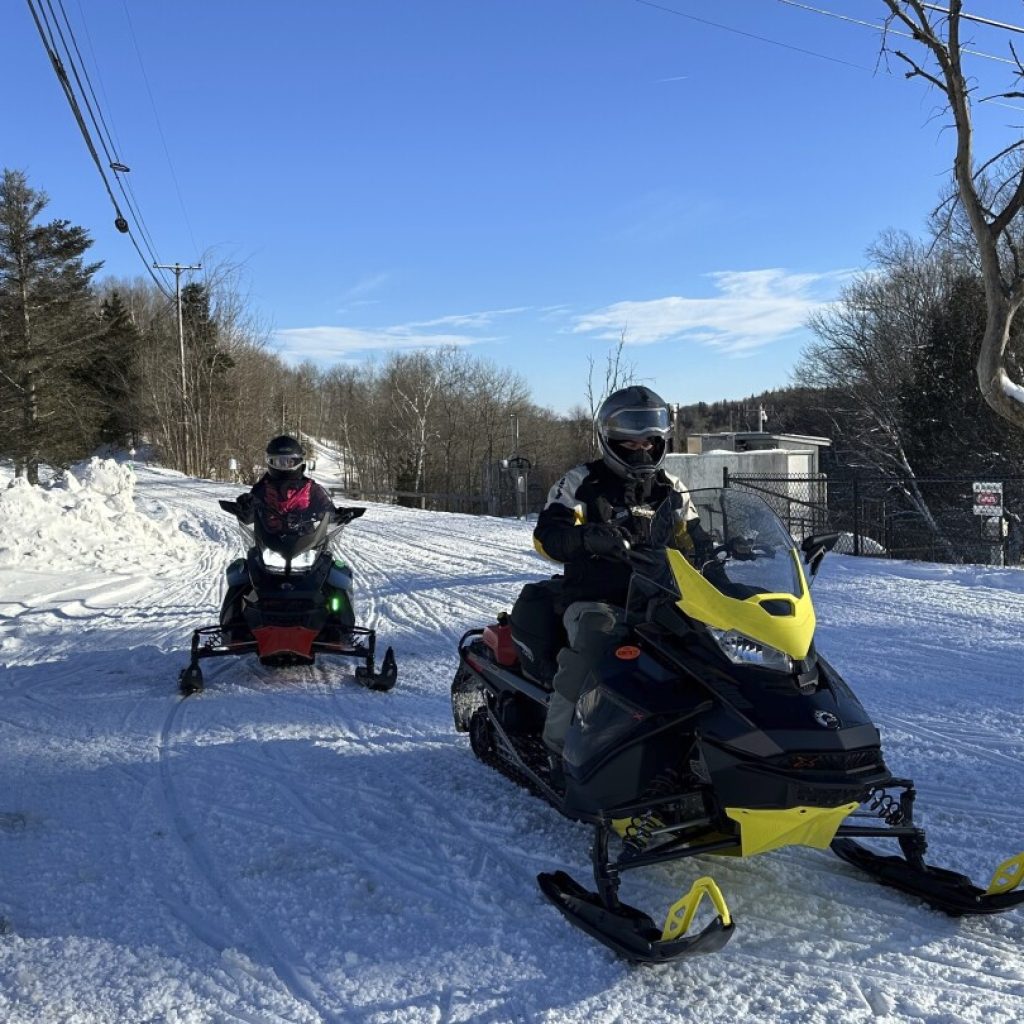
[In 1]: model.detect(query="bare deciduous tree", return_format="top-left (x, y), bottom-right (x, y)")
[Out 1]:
top-left (881, 1), bottom-right (1024, 428)
top-left (798, 233), bottom-right (957, 555)
top-left (584, 332), bottom-right (638, 452)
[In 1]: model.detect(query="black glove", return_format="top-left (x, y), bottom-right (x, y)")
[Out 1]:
top-left (235, 493), bottom-right (255, 521)
top-left (333, 506), bottom-right (366, 525)
top-left (728, 537), bottom-right (756, 561)
top-left (582, 524), bottom-right (630, 559)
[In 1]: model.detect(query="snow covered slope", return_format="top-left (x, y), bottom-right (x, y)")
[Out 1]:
top-left (0, 461), bottom-right (1022, 1023)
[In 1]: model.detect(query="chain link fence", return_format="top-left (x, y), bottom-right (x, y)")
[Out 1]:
top-left (727, 471), bottom-right (1024, 566)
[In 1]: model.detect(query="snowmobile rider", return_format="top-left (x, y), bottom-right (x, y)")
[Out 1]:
top-left (235, 435), bottom-right (335, 524)
top-left (219, 435), bottom-right (348, 640)
top-left (534, 385), bottom-right (712, 765)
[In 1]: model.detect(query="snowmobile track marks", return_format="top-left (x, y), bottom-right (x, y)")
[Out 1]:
top-left (156, 693), bottom-right (350, 1023)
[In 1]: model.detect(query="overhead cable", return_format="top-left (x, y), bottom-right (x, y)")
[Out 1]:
top-left (24, 0), bottom-right (173, 298)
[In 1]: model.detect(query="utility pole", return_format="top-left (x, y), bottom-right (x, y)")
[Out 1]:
top-left (154, 262), bottom-right (201, 474)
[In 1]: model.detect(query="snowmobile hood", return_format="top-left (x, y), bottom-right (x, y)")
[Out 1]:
top-left (670, 546), bottom-right (815, 661)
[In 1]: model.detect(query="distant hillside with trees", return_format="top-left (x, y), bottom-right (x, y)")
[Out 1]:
top-left (675, 386), bottom-right (837, 442)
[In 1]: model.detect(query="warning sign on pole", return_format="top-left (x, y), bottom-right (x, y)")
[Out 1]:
top-left (973, 481), bottom-right (1004, 516)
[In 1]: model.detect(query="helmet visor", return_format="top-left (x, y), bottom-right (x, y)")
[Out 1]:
top-left (267, 453), bottom-right (303, 471)
top-left (603, 406), bottom-right (671, 439)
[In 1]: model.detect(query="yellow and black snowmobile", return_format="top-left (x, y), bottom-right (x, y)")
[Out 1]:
top-left (451, 488), bottom-right (1024, 963)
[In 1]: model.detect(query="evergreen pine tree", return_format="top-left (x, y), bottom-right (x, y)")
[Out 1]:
top-left (0, 169), bottom-right (102, 482)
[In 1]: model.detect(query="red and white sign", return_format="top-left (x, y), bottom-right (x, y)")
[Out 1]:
top-left (973, 481), bottom-right (1004, 516)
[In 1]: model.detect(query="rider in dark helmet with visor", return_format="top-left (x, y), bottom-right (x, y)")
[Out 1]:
top-left (532, 386), bottom-right (713, 773)
top-left (234, 435), bottom-right (335, 524)
top-left (221, 436), bottom-right (343, 640)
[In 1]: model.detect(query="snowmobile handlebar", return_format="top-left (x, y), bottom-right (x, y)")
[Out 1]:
top-left (217, 498), bottom-right (365, 530)
top-left (332, 506), bottom-right (365, 526)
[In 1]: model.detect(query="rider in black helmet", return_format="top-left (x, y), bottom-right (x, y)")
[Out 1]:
top-left (235, 435), bottom-right (334, 524)
top-left (221, 436), bottom-right (339, 640)
top-left (532, 385), bottom-right (712, 774)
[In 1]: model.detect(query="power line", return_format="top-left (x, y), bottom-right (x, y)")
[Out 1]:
top-left (121, 0), bottom-right (201, 264)
top-left (631, 0), bottom-right (876, 71)
top-left (24, 0), bottom-right (173, 297)
top-left (48, 0), bottom-right (168, 273)
top-left (777, 1), bottom-right (1018, 66)
top-left (44, 0), bottom-right (165, 272)
top-left (919, 4), bottom-right (1024, 35)
top-left (52, 0), bottom-right (165, 266)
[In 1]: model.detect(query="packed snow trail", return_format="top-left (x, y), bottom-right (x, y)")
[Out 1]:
top-left (0, 461), bottom-right (1022, 1023)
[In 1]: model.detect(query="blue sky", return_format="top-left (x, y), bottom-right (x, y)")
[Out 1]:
top-left (3, 1), bottom-right (1022, 414)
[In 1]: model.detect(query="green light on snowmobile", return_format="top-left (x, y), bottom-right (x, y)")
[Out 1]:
top-left (329, 594), bottom-right (342, 612)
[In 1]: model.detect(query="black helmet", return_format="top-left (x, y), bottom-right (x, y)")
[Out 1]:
top-left (265, 435), bottom-right (305, 480)
top-left (596, 385), bottom-right (671, 480)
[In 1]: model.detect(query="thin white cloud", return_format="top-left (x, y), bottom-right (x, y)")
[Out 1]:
top-left (658, 75), bottom-right (690, 83)
top-left (340, 272), bottom-right (390, 302)
top-left (407, 306), bottom-right (531, 329)
top-left (276, 306), bottom-right (531, 362)
top-left (274, 325), bottom-right (487, 362)
top-left (572, 269), bottom-right (852, 354)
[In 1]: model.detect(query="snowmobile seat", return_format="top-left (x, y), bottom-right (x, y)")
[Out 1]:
top-left (510, 577), bottom-right (567, 689)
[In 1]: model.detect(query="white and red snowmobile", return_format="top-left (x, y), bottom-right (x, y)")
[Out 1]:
top-left (179, 498), bottom-right (396, 694)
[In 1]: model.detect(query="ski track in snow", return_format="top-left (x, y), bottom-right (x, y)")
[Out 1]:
top-left (0, 464), bottom-right (1022, 1023)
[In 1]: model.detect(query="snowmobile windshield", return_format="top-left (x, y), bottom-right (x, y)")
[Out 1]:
top-left (666, 489), bottom-right (815, 663)
top-left (690, 488), bottom-right (803, 601)
top-left (253, 505), bottom-right (332, 565)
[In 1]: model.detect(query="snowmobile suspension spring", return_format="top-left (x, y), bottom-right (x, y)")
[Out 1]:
top-left (868, 788), bottom-right (905, 826)
top-left (621, 767), bottom-right (688, 848)
top-left (623, 812), bottom-right (661, 848)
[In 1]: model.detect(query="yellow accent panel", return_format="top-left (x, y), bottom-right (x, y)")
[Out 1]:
top-left (532, 509), bottom-right (585, 562)
top-left (532, 535), bottom-right (559, 561)
top-left (661, 876), bottom-right (732, 940)
top-left (725, 802), bottom-right (859, 857)
top-left (987, 851), bottom-right (1024, 895)
top-left (668, 548), bottom-right (815, 660)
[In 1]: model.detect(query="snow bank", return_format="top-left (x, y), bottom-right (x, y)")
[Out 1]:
top-left (0, 458), bottom-right (200, 572)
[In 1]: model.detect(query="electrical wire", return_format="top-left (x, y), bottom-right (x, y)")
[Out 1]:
top-left (633, 0), bottom-right (1024, 112)
top-left (62, 0), bottom-right (166, 266)
top-left (777, 1), bottom-right (1017, 66)
top-left (24, 0), bottom-right (173, 297)
top-left (121, 0), bottom-right (201, 264)
top-left (631, 0), bottom-right (877, 70)
top-left (45, 0), bottom-right (167, 273)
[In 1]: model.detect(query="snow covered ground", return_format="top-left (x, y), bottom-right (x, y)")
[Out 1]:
top-left (0, 457), bottom-right (1022, 1024)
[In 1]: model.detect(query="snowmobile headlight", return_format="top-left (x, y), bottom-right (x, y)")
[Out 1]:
top-left (707, 627), bottom-right (793, 674)
top-left (260, 548), bottom-right (318, 572)
top-left (289, 549), bottom-right (318, 570)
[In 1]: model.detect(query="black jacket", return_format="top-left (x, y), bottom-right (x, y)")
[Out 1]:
top-left (533, 459), bottom-right (700, 606)
top-left (237, 473), bottom-right (334, 525)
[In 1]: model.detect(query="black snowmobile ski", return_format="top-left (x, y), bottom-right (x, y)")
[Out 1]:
top-left (829, 779), bottom-right (1024, 916)
top-left (832, 839), bottom-right (1024, 917)
top-left (538, 869), bottom-right (734, 963)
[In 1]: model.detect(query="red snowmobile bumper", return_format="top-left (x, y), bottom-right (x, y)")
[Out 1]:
top-left (253, 625), bottom-right (317, 659)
